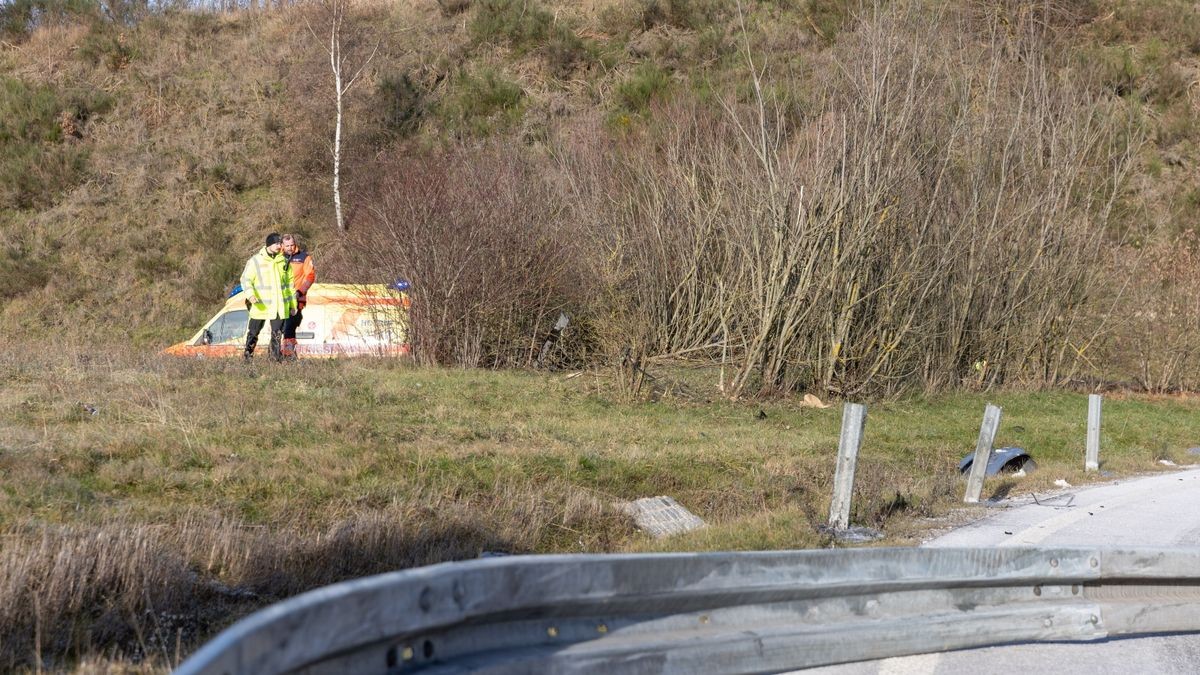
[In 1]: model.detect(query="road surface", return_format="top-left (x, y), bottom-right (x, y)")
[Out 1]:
top-left (808, 466), bottom-right (1200, 674)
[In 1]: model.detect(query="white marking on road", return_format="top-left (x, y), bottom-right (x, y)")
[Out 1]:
top-left (878, 653), bottom-right (940, 675)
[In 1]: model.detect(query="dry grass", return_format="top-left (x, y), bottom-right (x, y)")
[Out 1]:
top-left (6, 346), bottom-right (1200, 668)
top-left (0, 491), bottom-right (621, 670)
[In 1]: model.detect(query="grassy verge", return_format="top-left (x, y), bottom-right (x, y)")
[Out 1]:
top-left (3, 347), bottom-right (1200, 670)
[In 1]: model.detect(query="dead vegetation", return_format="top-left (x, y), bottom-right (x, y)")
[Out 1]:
top-left (0, 486), bottom-right (625, 670)
top-left (345, 145), bottom-right (587, 368)
top-left (350, 1), bottom-right (1141, 398)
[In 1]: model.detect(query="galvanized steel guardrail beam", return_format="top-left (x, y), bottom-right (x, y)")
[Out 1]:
top-left (176, 547), bottom-right (1200, 674)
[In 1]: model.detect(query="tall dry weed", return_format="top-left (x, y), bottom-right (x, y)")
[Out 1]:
top-left (0, 485), bottom-right (625, 670)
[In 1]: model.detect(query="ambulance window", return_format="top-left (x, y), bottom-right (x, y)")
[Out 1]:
top-left (208, 310), bottom-right (249, 344)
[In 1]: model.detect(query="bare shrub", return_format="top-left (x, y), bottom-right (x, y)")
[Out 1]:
top-left (346, 145), bottom-right (590, 368)
top-left (553, 113), bottom-right (742, 397)
top-left (1105, 233), bottom-right (1200, 392)
top-left (560, 3), bottom-right (1139, 397)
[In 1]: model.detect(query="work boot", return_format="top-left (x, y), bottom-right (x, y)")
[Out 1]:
top-left (282, 338), bottom-right (298, 361)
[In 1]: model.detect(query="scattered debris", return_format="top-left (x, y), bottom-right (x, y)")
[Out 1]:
top-left (564, 372), bottom-right (582, 380)
top-left (1188, 447), bottom-right (1200, 456)
top-left (825, 525), bottom-right (883, 543)
top-left (1159, 459), bottom-right (1178, 467)
top-left (619, 496), bottom-right (706, 538)
top-left (1054, 479), bottom-right (1073, 488)
top-left (958, 447), bottom-right (1036, 476)
top-left (800, 394), bottom-right (830, 409)
top-left (200, 576), bottom-right (259, 600)
top-left (80, 402), bottom-right (99, 416)
top-left (1033, 493), bottom-right (1075, 508)
top-left (537, 313), bottom-right (570, 368)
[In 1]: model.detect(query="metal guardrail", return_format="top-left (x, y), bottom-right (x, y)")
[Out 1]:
top-left (176, 547), bottom-right (1200, 674)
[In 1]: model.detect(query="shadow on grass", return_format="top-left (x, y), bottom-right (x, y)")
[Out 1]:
top-left (1, 499), bottom-right (626, 671)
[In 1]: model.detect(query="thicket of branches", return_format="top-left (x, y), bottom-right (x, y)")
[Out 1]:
top-left (347, 147), bottom-right (588, 368)
top-left (352, 3), bottom-right (1142, 397)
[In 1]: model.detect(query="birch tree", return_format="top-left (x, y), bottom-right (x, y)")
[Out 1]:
top-left (307, 0), bottom-right (378, 233)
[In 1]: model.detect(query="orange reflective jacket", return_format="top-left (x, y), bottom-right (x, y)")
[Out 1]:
top-left (287, 251), bottom-right (316, 309)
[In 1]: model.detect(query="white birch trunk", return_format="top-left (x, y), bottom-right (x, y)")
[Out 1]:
top-left (331, 15), bottom-right (345, 233)
top-left (309, 0), bottom-right (376, 235)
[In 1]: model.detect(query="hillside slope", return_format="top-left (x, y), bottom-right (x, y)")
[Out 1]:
top-left (2, 0), bottom-right (1200, 388)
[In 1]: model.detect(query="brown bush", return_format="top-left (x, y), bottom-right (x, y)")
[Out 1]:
top-left (345, 144), bottom-right (592, 368)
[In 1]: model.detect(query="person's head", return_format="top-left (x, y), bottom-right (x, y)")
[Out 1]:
top-left (282, 233), bottom-right (299, 256)
top-left (265, 232), bottom-right (283, 256)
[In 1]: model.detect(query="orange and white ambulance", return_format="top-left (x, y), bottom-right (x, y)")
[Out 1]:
top-left (163, 283), bottom-right (411, 358)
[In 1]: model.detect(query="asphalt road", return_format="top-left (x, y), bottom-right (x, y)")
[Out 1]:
top-left (806, 466), bottom-right (1200, 675)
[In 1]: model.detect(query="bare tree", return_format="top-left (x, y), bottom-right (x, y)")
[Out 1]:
top-left (346, 145), bottom-right (586, 368)
top-left (306, 0), bottom-right (378, 233)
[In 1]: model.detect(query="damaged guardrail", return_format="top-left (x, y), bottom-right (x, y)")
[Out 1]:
top-left (176, 547), bottom-right (1200, 674)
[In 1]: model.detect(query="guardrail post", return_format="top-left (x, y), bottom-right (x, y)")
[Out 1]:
top-left (829, 402), bottom-right (867, 530)
top-left (1086, 394), bottom-right (1102, 472)
top-left (963, 403), bottom-right (1002, 504)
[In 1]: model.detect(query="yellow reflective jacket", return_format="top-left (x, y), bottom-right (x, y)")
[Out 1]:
top-left (241, 247), bottom-right (297, 320)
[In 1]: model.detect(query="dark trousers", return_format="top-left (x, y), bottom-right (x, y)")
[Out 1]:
top-left (245, 318), bottom-right (285, 361)
top-left (283, 309), bottom-right (303, 339)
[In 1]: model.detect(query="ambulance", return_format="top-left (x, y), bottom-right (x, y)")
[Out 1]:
top-left (163, 283), bottom-right (411, 358)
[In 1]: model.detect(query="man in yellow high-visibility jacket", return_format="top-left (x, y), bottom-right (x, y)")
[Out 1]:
top-left (241, 232), bottom-right (298, 362)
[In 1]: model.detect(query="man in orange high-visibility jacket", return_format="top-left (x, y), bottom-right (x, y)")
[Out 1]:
top-left (281, 233), bottom-right (316, 360)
